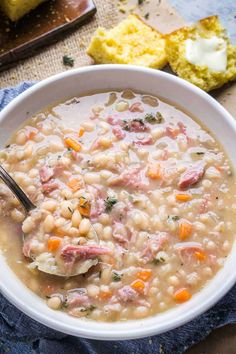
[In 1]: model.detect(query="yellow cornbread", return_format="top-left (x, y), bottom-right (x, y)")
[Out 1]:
top-left (166, 16), bottom-right (236, 92)
top-left (87, 14), bottom-right (167, 69)
top-left (0, 0), bottom-right (47, 21)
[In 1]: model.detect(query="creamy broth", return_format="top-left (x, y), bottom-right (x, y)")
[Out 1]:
top-left (0, 90), bottom-right (235, 321)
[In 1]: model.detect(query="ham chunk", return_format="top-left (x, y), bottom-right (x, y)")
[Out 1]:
top-left (107, 116), bottom-right (122, 126)
top-left (142, 233), bottom-right (169, 261)
top-left (66, 290), bottom-right (90, 309)
top-left (117, 285), bottom-right (138, 302)
top-left (134, 136), bottom-right (153, 146)
top-left (124, 119), bottom-right (149, 133)
top-left (39, 166), bottom-right (54, 183)
top-left (178, 162), bottom-right (205, 190)
top-left (42, 180), bottom-right (58, 194)
top-left (129, 102), bottom-right (144, 113)
top-left (112, 222), bottom-right (131, 244)
top-left (108, 166), bottom-right (150, 191)
top-left (112, 126), bottom-right (126, 140)
top-left (61, 245), bottom-right (111, 263)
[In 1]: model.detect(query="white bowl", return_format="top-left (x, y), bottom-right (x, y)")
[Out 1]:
top-left (0, 65), bottom-right (235, 340)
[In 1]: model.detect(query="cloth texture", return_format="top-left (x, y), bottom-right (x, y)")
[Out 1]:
top-left (0, 82), bottom-right (236, 354)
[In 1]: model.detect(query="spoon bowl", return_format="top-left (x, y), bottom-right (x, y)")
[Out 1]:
top-left (0, 164), bottom-right (99, 277)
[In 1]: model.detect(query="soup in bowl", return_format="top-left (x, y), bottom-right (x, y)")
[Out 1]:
top-left (0, 65), bottom-right (235, 339)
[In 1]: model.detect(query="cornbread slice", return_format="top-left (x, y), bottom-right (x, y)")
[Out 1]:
top-left (87, 14), bottom-right (167, 69)
top-left (166, 16), bottom-right (236, 92)
top-left (0, 0), bottom-right (47, 21)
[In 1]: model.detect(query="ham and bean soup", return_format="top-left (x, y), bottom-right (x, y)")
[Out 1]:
top-left (0, 90), bottom-right (235, 321)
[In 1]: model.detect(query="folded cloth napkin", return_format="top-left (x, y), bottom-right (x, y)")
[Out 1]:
top-left (0, 83), bottom-right (235, 354)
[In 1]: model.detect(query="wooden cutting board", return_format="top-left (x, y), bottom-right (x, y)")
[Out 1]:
top-left (0, 0), bottom-right (96, 71)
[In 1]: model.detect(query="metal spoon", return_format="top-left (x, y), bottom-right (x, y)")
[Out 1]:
top-left (0, 165), bottom-right (99, 277)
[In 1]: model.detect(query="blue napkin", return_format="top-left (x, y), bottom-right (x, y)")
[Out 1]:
top-left (0, 82), bottom-right (236, 354)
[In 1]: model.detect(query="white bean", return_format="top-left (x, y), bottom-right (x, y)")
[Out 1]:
top-left (22, 217), bottom-right (35, 233)
top-left (134, 306), bottom-right (149, 318)
top-left (84, 172), bottom-right (100, 184)
top-left (16, 131), bottom-right (27, 145)
top-left (60, 201), bottom-right (74, 219)
top-left (26, 185), bottom-right (36, 194)
top-left (71, 210), bottom-right (82, 227)
top-left (81, 122), bottom-right (94, 132)
top-left (102, 226), bottom-right (112, 240)
top-left (168, 275), bottom-right (180, 286)
top-left (79, 218), bottom-right (91, 235)
top-left (43, 215), bottom-right (55, 233)
top-left (115, 101), bottom-right (129, 112)
top-left (87, 284), bottom-right (100, 298)
top-left (47, 296), bottom-right (62, 310)
top-left (99, 213), bottom-right (111, 226)
top-left (41, 200), bottom-right (58, 212)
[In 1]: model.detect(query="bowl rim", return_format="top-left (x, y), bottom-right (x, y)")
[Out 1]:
top-left (0, 64), bottom-right (236, 340)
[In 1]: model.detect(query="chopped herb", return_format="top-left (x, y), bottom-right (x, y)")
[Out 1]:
top-left (196, 152), bottom-right (205, 155)
top-left (144, 13), bottom-right (150, 19)
top-left (152, 256), bottom-right (165, 265)
top-left (62, 300), bottom-right (68, 308)
top-left (80, 304), bottom-right (96, 313)
top-left (112, 271), bottom-right (123, 282)
top-left (57, 155), bottom-right (62, 159)
top-left (79, 196), bottom-right (88, 209)
top-left (128, 195), bottom-right (134, 202)
top-left (68, 206), bottom-right (74, 214)
top-left (104, 196), bottom-right (118, 213)
top-left (138, 0), bottom-right (145, 4)
top-left (67, 147), bottom-right (73, 152)
top-left (5, 144), bottom-right (10, 148)
top-left (145, 112), bottom-right (163, 124)
top-left (87, 304), bottom-right (96, 312)
top-left (80, 307), bottom-right (87, 312)
top-left (156, 111), bottom-right (164, 123)
top-left (63, 55), bottom-right (74, 67)
top-left (168, 215), bottom-right (180, 222)
top-left (122, 120), bottom-right (130, 131)
top-left (123, 125), bottom-right (130, 131)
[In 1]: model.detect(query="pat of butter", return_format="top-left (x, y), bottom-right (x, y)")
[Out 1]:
top-left (185, 36), bottom-right (227, 72)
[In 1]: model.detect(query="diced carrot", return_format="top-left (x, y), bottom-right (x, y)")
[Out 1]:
top-left (67, 178), bottom-right (82, 192)
top-left (179, 219), bottom-right (193, 240)
top-left (78, 197), bottom-right (91, 217)
top-left (195, 251), bottom-right (207, 261)
top-left (173, 288), bottom-right (191, 302)
top-left (42, 285), bottom-right (59, 297)
top-left (28, 130), bottom-right (37, 140)
top-left (48, 238), bottom-right (61, 252)
top-left (78, 127), bottom-right (85, 138)
top-left (65, 137), bottom-right (82, 152)
top-left (137, 269), bottom-right (152, 281)
top-left (99, 290), bottom-right (112, 300)
top-left (176, 194), bottom-right (192, 202)
top-left (166, 126), bottom-right (179, 138)
top-left (146, 163), bottom-right (161, 179)
top-left (131, 279), bottom-right (145, 293)
top-left (215, 165), bottom-right (223, 172)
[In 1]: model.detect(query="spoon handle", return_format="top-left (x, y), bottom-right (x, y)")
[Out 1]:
top-left (0, 165), bottom-right (36, 213)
